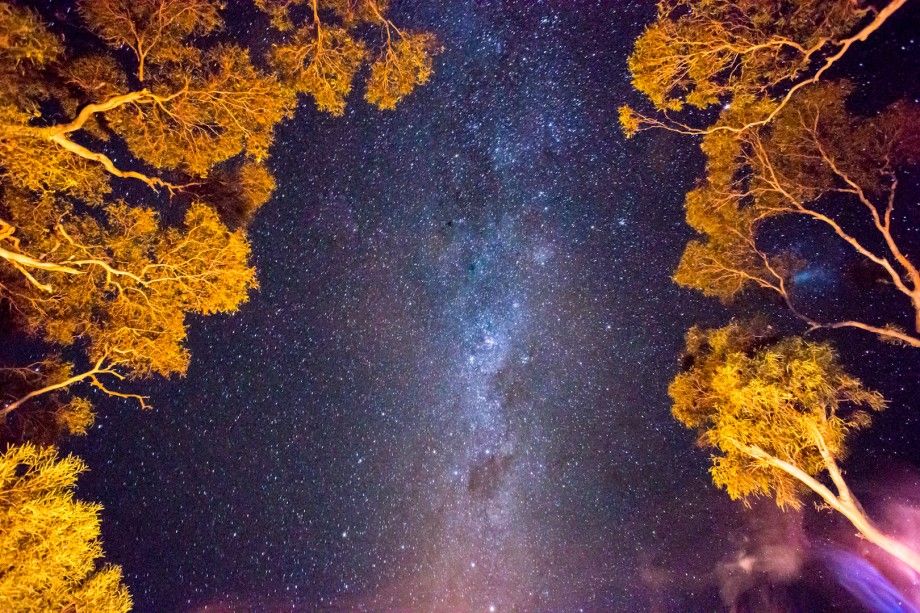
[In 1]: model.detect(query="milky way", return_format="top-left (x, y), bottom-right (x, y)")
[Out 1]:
top-left (64, 0), bottom-right (920, 610)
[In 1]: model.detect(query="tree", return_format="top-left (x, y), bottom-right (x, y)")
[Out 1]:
top-left (266, 0), bottom-right (439, 115)
top-left (0, 1), bottom-right (283, 438)
top-left (0, 357), bottom-right (96, 445)
top-left (0, 0), bottom-right (439, 443)
top-left (669, 321), bottom-right (920, 573)
top-left (78, 0), bottom-right (222, 83)
top-left (0, 0), bottom-right (439, 222)
top-left (0, 190), bottom-right (256, 438)
top-left (621, 0), bottom-right (919, 348)
top-left (0, 0), bottom-right (294, 202)
top-left (0, 444), bottom-right (131, 612)
top-left (672, 82), bottom-right (920, 347)
top-left (620, 0), bottom-right (907, 137)
top-left (0, 2), bottom-right (440, 607)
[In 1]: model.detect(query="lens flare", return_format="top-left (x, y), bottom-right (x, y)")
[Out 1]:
top-left (819, 547), bottom-right (918, 613)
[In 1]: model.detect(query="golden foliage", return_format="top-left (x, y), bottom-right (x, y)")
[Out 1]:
top-left (627, 0), bottom-right (867, 114)
top-left (324, 0), bottom-right (390, 25)
top-left (670, 321), bottom-right (884, 509)
top-left (237, 162), bottom-right (277, 213)
top-left (191, 160), bottom-right (277, 229)
top-left (264, 0), bottom-right (437, 113)
top-left (254, 0), bottom-right (307, 31)
top-left (0, 2), bottom-right (62, 68)
top-left (365, 30), bottom-right (437, 111)
top-left (2, 48), bottom-right (292, 195)
top-left (617, 105), bottom-right (640, 139)
top-left (0, 444), bottom-right (131, 612)
top-left (628, 0), bottom-right (920, 572)
top-left (0, 0), bottom-right (436, 202)
top-left (0, 190), bottom-right (255, 431)
top-left (0, 123), bottom-right (113, 202)
top-left (61, 54), bottom-right (128, 103)
top-left (0, 0), bottom-right (437, 445)
top-left (255, 0), bottom-right (391, 31)
top-left (623, 0), bottom-right (917, 343)
top-left (0, 6), bottom-right (63, 117)
top-left (0, 192), bottom-right (257, 380)
top-left (270, 24), bottom-right (367, 115)
top-left (673, 184), bottom-right (789, 302)
top-left (672, 82), bottom-right (920, 343)
top-left (109, 45), bottom-right (296, 174)
top-left (79, 0), bottom-right (223, 80)
top-left (55, 55), bottom-right (129, 141)
top-left (0, 358), bottom-right (95, 444)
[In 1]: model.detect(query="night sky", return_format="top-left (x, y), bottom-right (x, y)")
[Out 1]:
top-left (57, 0), bottom-right (920, 610)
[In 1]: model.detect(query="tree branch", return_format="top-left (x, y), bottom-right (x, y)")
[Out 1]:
top-left (0, 356), bottom-right (149, 420)
top-left (634, 0), bottom-right (908, 136)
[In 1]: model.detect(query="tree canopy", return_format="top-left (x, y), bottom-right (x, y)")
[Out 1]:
top-left (670, 321), bottom-right (884, 509)
top-left (670, 321), bottom-right (920, 573)
top-left (673, 82), bottom-right (920, 346)
top-left (0, 0), bottom-right (439, 445)
top-left (265, 0), bottom-right (440, 115)
top-left (624, 0), bottom-right (920, 575)
top-left (623, 0), bottom-right (919, 346)
top-left (0, 194), bottom-right (257, 442)
top-left (620, 0), bottom-right (906, 135)
top-left (0, 444), bottom-right (132, 612)
top-left (0, 0), bottom-right (441, 606)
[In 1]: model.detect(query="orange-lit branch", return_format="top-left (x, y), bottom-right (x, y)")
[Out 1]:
top-left (747, 122), bottom-right (920, 341)
top-left (0, 356), bottom-right (149, 421)
top-left (739, 440), bottom-right (920, 573)
top-left (0, 220), bottom-right (149, 292)
top-left (630, 0), bottom-right (908, 137)
top-left (3, 89), bottom-right (187, 193)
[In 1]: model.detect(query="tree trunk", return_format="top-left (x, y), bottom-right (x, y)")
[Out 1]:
top-left (743, 444), bottom-right (920, 575)
top-left (840, 505), bottom-right (920, 575)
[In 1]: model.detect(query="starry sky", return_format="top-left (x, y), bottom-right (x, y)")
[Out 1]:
top-left (60, 0), bottom-right (920, 611)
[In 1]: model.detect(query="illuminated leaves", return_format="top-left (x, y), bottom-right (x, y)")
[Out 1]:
top-left (2, 45), bottom-right (293, 194)
top-left (0, 0), bottom-right (438, 206)
top-left (672, 184), bottom-right (799, 302)
top-left (0, 127), bottom-right (112, 202)
top-left (61, 54), bottom-right (128, 103)
top-left (0, 358), bottom-right (95, 445)
top-left (79, 0), bottom-right (222, 81)
top-left (668, 81), bottom-right (920, 344)
top-left (0, 3), bottom-right (63, 116)
top-left (0, 0), bottom-right (438, 444)
top-left (622, 0), bottom-right (920, 572)
top-left (0, 444), bottom-right (131, 612)
top-left (109, 45), bottom-right (295, 174)
top-left (270, 24), bottom-right (367, 115)
top-left (617, 106), bottom-right (641, 139)
top-left (365, 30), bottom-right (437, 111)
top-left (192, 160), bottom-right (277, 228)
top-left (235, 162), bottom-right (277, 217)
top-left (623, 2), bottom-right (920, 344)
top-left (154, 203), bottom-right (259, 317)
top-left (0, 2), bottom-right (62, 68)
top-left (670, 321), bottom-right (884, 509)
top-left (627, 0), bottom-right (867, 114)
top-left (264, 0), bottom-right (438, 113)
top-left (324, 0), bottom-right (390, 25)
top-left (0, 193), bottom-right (256, 383)
top-left (254, 0), bottom-right (307, 31)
